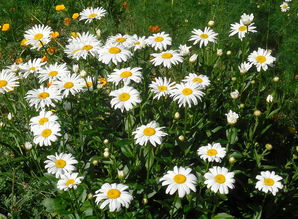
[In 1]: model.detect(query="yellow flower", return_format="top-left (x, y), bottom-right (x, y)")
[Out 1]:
top-left (41, 56), bottom-right (48, 62)
top-left (50, 32), bottom-right (59, 39)
top-left (55, 4), bottom-right (65, 11)
top-left (72, 13), bottom-right (79, 19)
top-left (15, 58), bottom-right (23, 64)
top-left (2, 24), bottom-right (10, 31)
top-left (71, 32), bottom-right (79, 38)
top-left (20, 39), bottom-right (28, 46)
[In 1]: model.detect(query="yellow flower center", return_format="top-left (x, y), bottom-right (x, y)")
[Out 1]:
top-left (118, 92), bottom-right (130, 101)
top-left (207, 149), bottom-right (218, 156)
top-left (173, 174), bottom-right (186, 184)
top-left (109, 47), bottom-right (121, 54)
top-left (64, 82), bottom-right (74, 89)
top-left (214, 174), bottom-right (226, 184)
top-left (264, 178), bottom-right (274, 186)
top-left (154, 36), bottom-right (164, 42)
top-left (107, 189), bottom-right (121, 199)
top-left (34, 33), bottom-right (44, 40)
top-left (116, 37), bottom-right (126, 43)
top-left (55, 159), bottom-right (66, 168)
top-left (82, 45), bottom-right (93, 50)
top-left (65, 179), bottom-right (75, 186)
top-left (134, 41), bottom-right (141, 45)
top-left (143, 127), bottom-right (156, 136)
top-left (182, 88), bottom-right (193, 95)
top-left (41, 129), bottom-right (52, 137)
top-left (0, 80), bottom-right (8, 88)
top-left (192, 77), bottom-right (203, 83)
top-left (282, 5), bottom-right (288, 9)
top-left (86, 82), bottom-right (92, 87)
top-left (200, 33), bottom-right (209, 39)
top-left (161, 53), bottom-right (173, 59)
top-left (38, 92), bottom-right (50, 99)
top-left (120, 71), bottom-right (132, 78)
top-left (48, 71), bottom-right (58, 76)
top-left (29, 67), bottom-right (36, 71)
top-left (158, 85), bottom-right (168, 91)
top-left (238, 26), bottom-right (247, 31)
top-left (88, 13), bottom-right (98, 18)
top-left (256, 55), bottom-right (267, 63)
top-left (39, 117), bottom-right (49, 125)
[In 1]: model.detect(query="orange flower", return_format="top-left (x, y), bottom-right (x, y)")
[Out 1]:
top-left (122, 1), bottom-right (127, 6)
top-left (98, 77), bottom-right (107, 86)
top-left (2, 24), bottom-right (10, 31)
top-left (71, 32), bottom-right (79, 38)
top-left (148, 25), bottom-right (160, 33)
top-left (47, 47), bottom-right (56, 54)
top-left (50, 32), bottom-right (59, 39)
top-left (55, 4), bottom-right (65, 11)
top-left (72, 13), bottom-right (79, 19)
top-left (47, 80), bottom-right (54, 87)
top-left (41, 56), bottom-right (48, 62)
top-left (295, 75), bottom-right (298, 80)
top-left (20, 39), bottom-right (28, 46)
top-left (15, 58), bottom-right (23, 64)
top-left (64, 18), bottom-right (71, 26)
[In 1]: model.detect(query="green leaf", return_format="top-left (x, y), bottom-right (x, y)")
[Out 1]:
top-left (42, 198), bottom-right (69, 214)
top-left (212, 212), bottom-right (234, 219)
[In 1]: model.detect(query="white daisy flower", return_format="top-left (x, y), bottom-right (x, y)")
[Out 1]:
top-left (65, 32), bottom-right (102, 60)
top-left (149, 77), bottom-right (175, 100)
top-left (108, 67), bottom-right (143, 85)
top-left (44, 153), bottom-right (78, 178)
top-left (182, 73), bottom-right (210, 89)
top-left (256, 171), bottom-right (283, 196)
top-left (131, 35), bottom-right (147, 51)
top-left (146, 32), bottom-right (172, 51)
top-left (225, 110), bottom-right (239, 125)
top-left (54, 74), bottom-right (85, 98)
top-left (280, 3), bottom-right (290, 12)
top-left (230, 90), bottom-right (239, 99)
top-left (37, 62), bottom-right (70, 83)
top-left (107, 34), bottom-right (134, 48)
top-left (179, 44), bottom-right (191, 56)
top-left (266, 94), bottom-right (273, 103)
top-left (132, 121), bottom-right (167, 147)
top-left (5, 63), bottom-right (20, 73)
top-left (98, 44), bottom-right (132, 65)
top-left (109, 86), bottom-right (141, 112)
top-left (0, 69), bottom-right (19, 93)
top-left (229, 20), bottom-right (257, 41)
top-left (57, 172), bottom-right (84, 191)
top-left (204, 166), bottom-right (235, 194)
top-left (94, 183), bottom-right (133, 212)
top-left (248, 48), bottom-right (276, 72)
top-left (170, 82), bottom-right (205, 108)
top-left (79, 7), bottom-right (107, 23)
top-left (160, 166), bottom-right (197, 198)
top-left (20, 58), bottom-right (45, 78)
top-left (240, 13), bottom-right (254, 25)
top-left (24, 24), bottom-right (52, 50)
top-left (189, 27), bottom-right (218, 48)
top-left (197, 143), bottom-right (226, 163)
top-left (31, 122), bottom-right (61, 146)
top-left (238, 61), bottom-right (252, 74)
top-left (25, 86), bottom-right (62, 110)
top-left (150, 50), bottom-right (183, 69)
top-left (30, 110), bottom-right (59, 129)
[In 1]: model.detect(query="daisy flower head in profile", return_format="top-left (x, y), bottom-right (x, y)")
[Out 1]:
top-left (225, 110), bottom-right (239, 125)
top-left (65, 32), bottom-right (102, 60)
top-left (248, 48), bottom-right (276, 72)
top-left (238, 61), bottom-right (252, 74)
top-left (20, 58), bottom-right (45, 78)
top-left (229, 20), bottom-right (257, 41)
top-left (79, 7), bottom-right (107, 23)
top-left (132, 121), bottom-right (167, 147)
top-left (160, 166), bottom-right (197, 198)
top-left (149, 77), bottom-right (175, 100)
top-left (94, 183), bottom-right (133, 212)
top-left (146, 32), bottom-right (172, 51)
top-left (280, 2), bottom-right (290, 12)
top-left (179, 44), bottom-right (191, 56)
top-left (150, 50), bottom-right (183, 69)
top-left (54, 73), bottom-right (85, 98)
top-left (0, 69), bottom-right (19, 94)
top-left (109, 86), bottom-right (141, 112)
top-left (189, 27), bottom-right (218, 48)
top-left (31, 122), bottom-right (61, 146)
top-left (108, 67), bottom-right (143, 86)
top-left (107, 34), bottom-right (135, 49)
top-left (131, 34), bottom-right (147, 51)
top-left (37, 62), bottom-right (70, 83)
top-left (57, 172), bottom-right (84, 191)
top-left (24, 24), bottom-right (52, 50)
top-left (204, 166), bottom-right (235, 194)
top-left (255, 171), bottom-right (283, 196)
top-left (240, 13), bottom-right (254, 25)
top-left (98, 44), bottom-right (132, 65)
top-left (25, 86), bottom-right (62, 110)
top-left (44, 152), bottom-right (78, 178)
top-left (182, 73), bottom-right (210, 89)
top-left (170, 82), bottom-right (205, 108)
top-left (29, 110), bottom-right (59, 129)
top-left (197, 143), bottom-right (226, 163)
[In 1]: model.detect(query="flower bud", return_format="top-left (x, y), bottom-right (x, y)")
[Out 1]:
top-left (24, 142), bottom-right (32, 150)
top-left (239, 103), bottom-right (245, 108)
top-left (216, 49), bottom-right (223, 56)
top-left (273, 76), bottom-right (279, 82)
top-left (103, 139), bottom-right (109, 144)
top-left (87, 193), bottom-right (93, 200)
top-left (117, 170), bottom-right (125, 179)
top-left (231, 77), bottom-right (237, 81)
top-left (103, 151), bottom-right (110, 158)
top-left (72, 64), bottom-right (79, 73)
top-left (266, 94), bottom-right (273, 103)
top-left (229, 157), bottom-right (236, 163)
top-left (80, 70), bottom-right (87, 77)
top-left (7, 113), bottom-right (13, 120)
top-left (104, 147), bottom-right (109, 152)
top-left (230, 90), bottom-right (239, 99)
top-left (251, 80), bottom-right (255, 84)
top-left (296, 146), bottom-right (298, 153)
top-left (208, 20), bottom-right (215, 27)
top-left (265, 144), bottom-right (272, 150)
top-left (189, 54), bottom-right (198, 63)
top-left (142, 198), bottom-right (148, 205)
top-left (254, 110), bottom-right (262, 117)
top-left (174, 112), bottom-right (180, 119)
top-left (92, 160), bottom-right (99, 166)
top-left (226, 50), bottom-right (232, 55)
top-left (178, 135), bottom-right (185, 141)
top-left (96, 29), bottom-right (101, 37)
